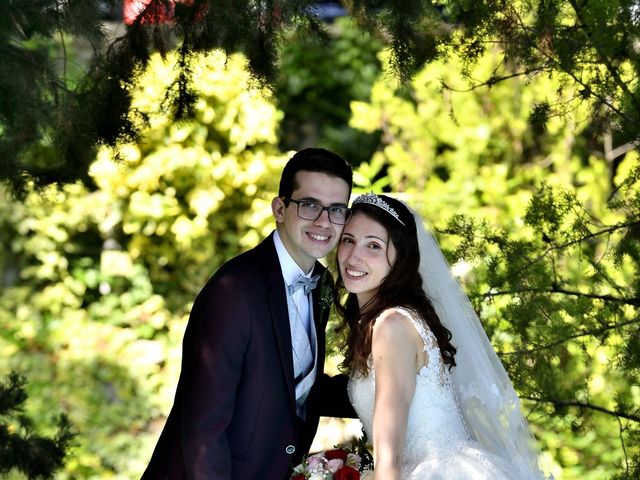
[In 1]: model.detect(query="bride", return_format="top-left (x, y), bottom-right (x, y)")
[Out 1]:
top-left (335, 192), bottom-right (547, 479)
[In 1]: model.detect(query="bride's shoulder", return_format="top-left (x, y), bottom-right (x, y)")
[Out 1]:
top-left (372, 307), bottom-right (422, 341)
top-left (374, 306), bottom-right (405, 322)
top-left (374, 306), bottom-right (420, 324)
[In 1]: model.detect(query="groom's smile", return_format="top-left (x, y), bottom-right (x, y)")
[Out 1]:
top-left (306, 231), bottom-right (331, 243)
top-left (273, 170), bottom-right (350, 273)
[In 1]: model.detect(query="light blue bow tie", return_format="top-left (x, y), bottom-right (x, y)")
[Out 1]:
top-left (288, 274), bottom-right (320, 296)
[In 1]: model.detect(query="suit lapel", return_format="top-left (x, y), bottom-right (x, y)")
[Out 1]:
top-left (259, 236), bottom-right (331, 417)
top-left (310, 262), bottom-right (328, 371)
top-left (259, 235), bottom-right (297, 415)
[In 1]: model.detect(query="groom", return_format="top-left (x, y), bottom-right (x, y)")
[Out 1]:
top-left (142, 148), bottom-right (355, 479)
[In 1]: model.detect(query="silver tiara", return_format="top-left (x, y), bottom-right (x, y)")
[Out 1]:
top-left (352, 192), bottom-right (406, 226)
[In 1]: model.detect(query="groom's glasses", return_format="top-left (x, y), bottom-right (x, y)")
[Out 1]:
top-left (282, 197), bottom-right (352, 225)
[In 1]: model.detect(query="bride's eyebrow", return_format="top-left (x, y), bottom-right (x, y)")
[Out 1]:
top-left (364, 235), bottom-right (387, 244)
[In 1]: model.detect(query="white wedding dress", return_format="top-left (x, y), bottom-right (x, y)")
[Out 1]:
top-left (348, 307), bottom-right (519, 479)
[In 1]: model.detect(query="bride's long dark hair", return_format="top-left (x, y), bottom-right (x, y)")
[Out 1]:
top-left (336, 195), bottom-right (457, 377)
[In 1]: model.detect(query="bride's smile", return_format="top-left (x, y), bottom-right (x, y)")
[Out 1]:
top-left (338, 212), bottom-right (396, 306)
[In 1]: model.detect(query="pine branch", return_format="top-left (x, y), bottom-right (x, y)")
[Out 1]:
top-left (0, 371), bottom-right (27, 415)
top-left (0, 372), bottom-right (74, 479)
top-left (500, 0), bottom-right (637, 126)
top-left (482, 288), bottom-right (640, 307)
top-left (617, 415), bottom-right (631, 476)
top-left (440, 66), bottom-right (548, 92)
top-left (518, 219), bottom-right (640, 276)
top-left (568, 0), bottom-right (640, 115)
top-left (522, 396), bottom-right (640, 422)
top-left (500, 316), bottom-right (640, 356)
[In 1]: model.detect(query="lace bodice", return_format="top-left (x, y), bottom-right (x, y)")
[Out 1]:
top-left (347, 307), bottom-right (516, 479)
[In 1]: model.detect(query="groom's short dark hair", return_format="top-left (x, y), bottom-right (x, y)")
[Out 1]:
top-left (279, 148), bottom-right (353, 198)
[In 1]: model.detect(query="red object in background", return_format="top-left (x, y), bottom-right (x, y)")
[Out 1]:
top-left (124, 0), bottom-right (173, 24)
top-left (123, 0), bottom-right (205, 25)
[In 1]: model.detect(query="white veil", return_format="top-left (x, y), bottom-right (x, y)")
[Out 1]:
top-left (413, 209), bottom-right (547, 479)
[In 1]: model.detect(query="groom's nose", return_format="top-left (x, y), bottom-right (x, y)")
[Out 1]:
top-left (312, 209), bottom-right (331, 227)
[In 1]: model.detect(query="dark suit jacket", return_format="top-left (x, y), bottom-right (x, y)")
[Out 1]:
top-left (142, 234), bottom-right (354, 480)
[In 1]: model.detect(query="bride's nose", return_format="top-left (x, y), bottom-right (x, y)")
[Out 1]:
top-left (346, 245), bottom-right (363, 263)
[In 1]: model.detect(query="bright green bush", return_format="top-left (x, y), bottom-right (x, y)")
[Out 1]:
top-left (275, 17), bottom-right (383, 166)
top-left (0, 50), bottom-right (287, 479)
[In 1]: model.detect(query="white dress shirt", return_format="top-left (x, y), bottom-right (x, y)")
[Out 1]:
top-left (273, 230), bottom-right (318, 417)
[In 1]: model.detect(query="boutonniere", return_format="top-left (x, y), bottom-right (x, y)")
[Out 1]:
top-left (318, 269), bottom-right (335, 317)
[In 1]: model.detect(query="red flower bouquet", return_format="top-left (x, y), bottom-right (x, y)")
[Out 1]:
top-left (290, 436), bottom-right (373, 480)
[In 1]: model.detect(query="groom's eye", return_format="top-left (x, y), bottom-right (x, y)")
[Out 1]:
top-left (329, 206), bottom-right (348, 215)
top-left (299, 201), bottom-right (320, 214)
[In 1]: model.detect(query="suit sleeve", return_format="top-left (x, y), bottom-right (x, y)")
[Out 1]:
top-left (179, 274), bottom-right (251, 479)
top-left (312, 269), bottom-right (357, 419)
top-left (314, 373), bottom-right (357, 418)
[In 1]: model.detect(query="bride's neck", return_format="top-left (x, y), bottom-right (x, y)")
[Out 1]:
top-left (357, 295), bottom-right (378, 316)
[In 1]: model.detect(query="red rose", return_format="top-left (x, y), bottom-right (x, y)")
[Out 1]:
top-left (291, 474), bottom-right (305, 480)
top-left (334, 466), bottom-right (360, 480)
top-left (324, 448), bottom-right (349, 461)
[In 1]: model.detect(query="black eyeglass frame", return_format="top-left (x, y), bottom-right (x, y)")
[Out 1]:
top-left (281, 197), bottom-right (352, 225)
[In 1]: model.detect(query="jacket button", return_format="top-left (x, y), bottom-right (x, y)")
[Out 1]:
top-left (285, 445), bottom-right (295, 455)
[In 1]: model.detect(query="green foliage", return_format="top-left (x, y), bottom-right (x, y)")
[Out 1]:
top-left (440, 0), bottom-right (640, 143)
top-left (4, 1), bottom-right (640, 197)
top-left (276, 17), bottom-right (383, 165)
top-left (451, 181), bottom-right (640, 480)
top-left (0, 49), bottom-right (285, 478)
top-left (348, 48), bottom-right (640, 479)
top-left (0, 371), bottom-right (74, 479)
top-left (0, 0), bottom-right (117, 193)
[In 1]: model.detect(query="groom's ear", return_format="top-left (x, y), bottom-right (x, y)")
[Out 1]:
top-left (272, 197), bottom-right (286, 224)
